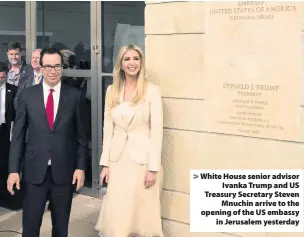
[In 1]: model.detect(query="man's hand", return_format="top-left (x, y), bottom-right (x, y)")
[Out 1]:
top-left (72, 169), bottom-right (85, 192)
top-left (7, 173), bottom-right (20, 195)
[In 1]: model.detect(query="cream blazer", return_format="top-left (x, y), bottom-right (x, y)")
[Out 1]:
top-left (99, 82), bottom-right (163, 172)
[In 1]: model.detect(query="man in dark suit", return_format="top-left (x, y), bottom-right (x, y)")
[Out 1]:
top-left (0, 62), bottom-right (17, 196)
top-left (12, 48), bottom-right (54, 211)
top-left (7, 48), bottom-right (88, 237)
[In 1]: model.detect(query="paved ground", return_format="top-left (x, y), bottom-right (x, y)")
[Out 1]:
top-left (0, 194), bottom-right (102, 237)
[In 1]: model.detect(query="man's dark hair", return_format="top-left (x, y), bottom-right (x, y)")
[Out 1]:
top-left (39, 48), bottom-right (64, 66)
top-left (0, 62), bottom-right (8, 73)
top-left (7, 42), bottom-right (22, 52)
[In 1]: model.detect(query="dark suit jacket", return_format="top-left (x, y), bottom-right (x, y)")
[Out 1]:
top-left (13, 66), bottom-right (35, 110)
top-left (8, 82), bottom-right (88, 185)
top-left (4, 83), bottom-right (18, 132)
top-left (19, 64), bottom-right (34, 84)
top-left (0, 82), bottom-right (17, 157)
top-left (0, 83), bottom-right (17, 192)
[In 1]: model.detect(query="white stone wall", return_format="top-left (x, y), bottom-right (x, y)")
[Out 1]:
top-left (145, 1), bottom-right (304, 237)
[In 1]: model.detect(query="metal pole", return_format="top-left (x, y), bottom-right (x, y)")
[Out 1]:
top-left (42, 1), bottom-right (45, 47)
top-left (25, 2), bottom-right (31, 63)
top-left (31, 1), bottom-right (37, 50)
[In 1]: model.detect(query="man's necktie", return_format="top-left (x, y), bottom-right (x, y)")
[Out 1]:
top-left (0, 87), bottom-right (2, 124)
top-left (35, 73), bottom-right (42, 84)
top-left (46, 89), bottom-right (54, 129)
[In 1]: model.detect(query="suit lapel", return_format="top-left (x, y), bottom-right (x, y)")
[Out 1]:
top-left (26, 76), bottom-right (34, 87)
top-left (5, 85), bottom-right (11, 111)
top-left (126, 107), bottom-right (135, 127)
top-left (52, 84), bottom-right (66, 130)
top-left (37, 83), bottom-right (51, 131)
top-left (5, 84), bottom-right (12, 121)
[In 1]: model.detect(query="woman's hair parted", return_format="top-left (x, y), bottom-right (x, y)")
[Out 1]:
top-left (109, 44), bottom-right (147, 108)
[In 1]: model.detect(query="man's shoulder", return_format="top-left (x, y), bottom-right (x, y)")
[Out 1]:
top-left (19, 64), bottom-right (34, 85)
top-left (21, 63), bottom-right (33, 73)
top-left (21, 84), bottom-right (40, 96)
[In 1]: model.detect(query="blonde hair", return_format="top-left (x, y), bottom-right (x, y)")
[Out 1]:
top-left (110, 44), bottom-right (147, 108)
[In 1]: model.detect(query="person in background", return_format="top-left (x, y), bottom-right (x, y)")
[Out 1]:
top-left (95, 44), bottom-right (164, 237)
top-left (30, 48), bottom-right (43, 85)
top-left (6, 42), bottom-right (32, 87)
top-left (14, 48), bottom-right (42, 109)
top-left (7, 48), bottom-right (88, 237)
top-left (0, 62), bottom-right (17, 198)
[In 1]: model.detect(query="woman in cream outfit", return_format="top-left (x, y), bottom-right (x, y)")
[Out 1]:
top-left (95, 44), bottom-right (164, 237)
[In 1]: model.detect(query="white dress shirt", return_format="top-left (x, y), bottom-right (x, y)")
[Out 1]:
top-left (42, 81), bottom-right (61, 122)
top-left (33, 71), bottom-right (43, 85)
top-left (0, 83), bottom-right (6, 124)
top-left (42, 81), bottom-right (61, 165)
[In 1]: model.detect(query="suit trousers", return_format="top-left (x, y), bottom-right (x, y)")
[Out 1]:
top-left (22, 166), bottom-right (74, 237)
